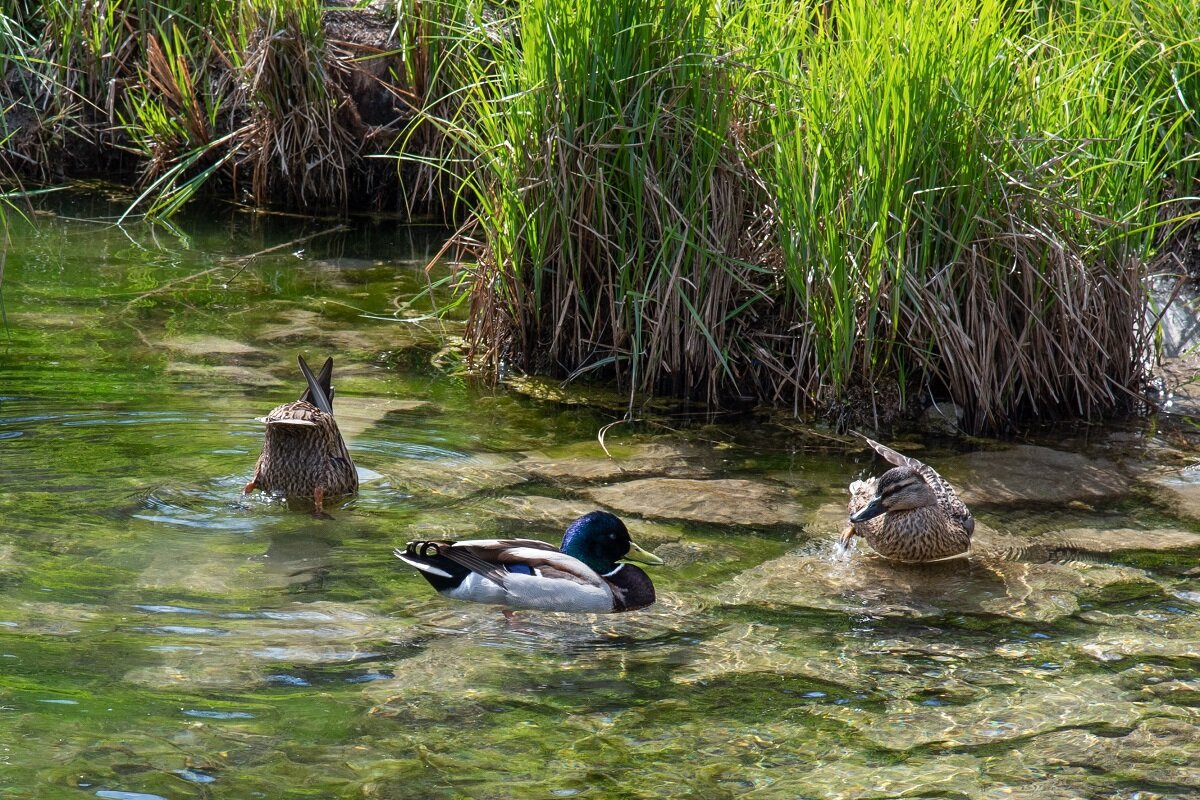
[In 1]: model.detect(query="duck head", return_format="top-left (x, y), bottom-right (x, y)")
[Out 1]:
top-left (850, 466), bottom-right (938, 523)
top-left (560, 511), bottom-right (663, 574)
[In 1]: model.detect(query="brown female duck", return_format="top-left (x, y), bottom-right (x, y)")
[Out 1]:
top-left (840, 433), bottom-right (974, 562)
top-left (244, 355), bottom-right (357, 513)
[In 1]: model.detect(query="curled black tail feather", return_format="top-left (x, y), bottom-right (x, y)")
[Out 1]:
top-left (405, 540), bottom-right (445, 559)
top-left (395, 541), bottom-right (468, 591)
top-left (398, 540), bottom-right (511, 589)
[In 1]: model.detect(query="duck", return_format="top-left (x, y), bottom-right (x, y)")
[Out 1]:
top-left (840, 433), bottom-right (974, 562)
top-left (395, 511), bottom-right (663, 613)
top-left (243, 355), bottom-right (358, 514)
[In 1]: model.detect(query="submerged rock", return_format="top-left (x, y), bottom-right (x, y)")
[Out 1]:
top-left (124, 658), bottom-right (266, 691)
top-left (0, 544), bottom-right (19, 579)
top-left (254, 307), bottom-right (430, 355)
top-left (798, 753), bottom-right (1001, 800)
top-left (378, 453), bottom-right (527, 500)
top-left (1031, 718), bottom-right (1200, 790)
top-left (166, 362), bottom-right (285, 388)
top-left (125, 600), bottom-right (421, 691)
top-left (254, 308), bottom-right (327, 343)
top-left (719, 531), bottom-right (1160, 623)
top-left (947, 445), bottom-right (1127, 506)
top-left (486, 495), bottom-right (683, 547)
top-left (1046, 525), bottom-right (1200, 552)
top-left (1142, 466), bottom-right (1200, 520)
top-left (487, 494), bottom-right (598, 525)
top-left (7, 310), bottom-right (102, 328)
top-left (517, 441), bottom-right (711, 483)
top-left (584, 478), bottom-right (804, 527)
top-left (815, 675), bottom-right (1143, 750)
top-left (1077, 630), bottom-right (1200, 662)
top-left (675, 622), bottom-right (874, 691)
top-left (7, 601), bottom-right (102, 636)
top-left (160, 335), bottom-right (266, 358)
top-left (721, 547), bottom-right (956, 617)
top-left (327, 396), bottom-right (435, 442)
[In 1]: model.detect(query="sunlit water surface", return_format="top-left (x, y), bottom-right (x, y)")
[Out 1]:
top-left (2, 195), bottom-right (1199, 799)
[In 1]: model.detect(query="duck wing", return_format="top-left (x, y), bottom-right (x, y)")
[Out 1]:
top-left (498, 546), bottom-right (607, 588)
top-left (435, 544), bottom-right (513, 587)
top-left (419, 538), bottom-right (608, 590)
top-left (854, 432), bottom-right (926, 471)
top-left (854, 432), bottom-right (975, 535)
top-left (478, 539), bottom-right (608, 589)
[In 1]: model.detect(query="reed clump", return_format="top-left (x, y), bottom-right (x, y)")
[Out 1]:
top-left (0, 0), bottom-right (428, 215)
top-left (2, 0), bottom-right (1197, 432)
top-left (424, 0), bottom-right (1200, 432)
top-left (419, 0), bottom-right (776, 408)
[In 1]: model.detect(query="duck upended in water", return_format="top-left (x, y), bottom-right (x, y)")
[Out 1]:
top-left (244, 355), bottom-right (357, 514)
top-left (840, 433), bottom-right (974, 562)
top-left (396, 511), bottom-right (663, 613)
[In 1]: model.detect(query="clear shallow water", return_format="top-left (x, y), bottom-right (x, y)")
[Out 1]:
top-left (2, 194), bottom-right (1200, 799)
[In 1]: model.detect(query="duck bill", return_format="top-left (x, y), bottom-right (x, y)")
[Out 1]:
top-left (849, 497), bottom-right (886, 523)
top-left (623, 540), bottom-right (664, 566)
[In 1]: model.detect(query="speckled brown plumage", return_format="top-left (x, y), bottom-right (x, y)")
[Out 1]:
top-left (244, 356), bottom-right (357, 513)
top-left (840, 434), bottom-right (974, 562)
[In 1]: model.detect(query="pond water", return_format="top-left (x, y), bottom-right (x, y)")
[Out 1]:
top-left (2, 193), bottom-right (1199, 799)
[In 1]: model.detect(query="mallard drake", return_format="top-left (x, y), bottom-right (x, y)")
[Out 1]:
top-left (395, 511), bottom-right (663, 613)
top-left (840, 433), bottom-right (974, 562)
top-left (243, 355), bottom-right (358, 514)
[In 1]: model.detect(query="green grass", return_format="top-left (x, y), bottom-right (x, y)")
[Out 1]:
top-left (417, 0), bottom-right (775, 410)
top-left (415, 0), bottom-right (1200, 431)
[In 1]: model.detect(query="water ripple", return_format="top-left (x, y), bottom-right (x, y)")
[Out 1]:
top-left (133, 604), bottom-right (206, 615)
top-left (182, 709), bottom-right (254, 719)
top-left (139, 625), bottom-right (229, 637)
top-left (134, 490), bottom-right (261, 532)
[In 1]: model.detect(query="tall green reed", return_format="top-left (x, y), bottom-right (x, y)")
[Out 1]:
top-left (424, 0), bottom-right (1198, 431)
top-left (751, 0), bottom-right (1199, 429)
top-left (426, 0), bottom-right (774, 407)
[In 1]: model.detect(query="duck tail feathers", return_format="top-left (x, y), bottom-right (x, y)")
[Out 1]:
top-left (297, 355), bottom-right (335, 415)
top-left (394, 546), bottom-right (455, 579)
